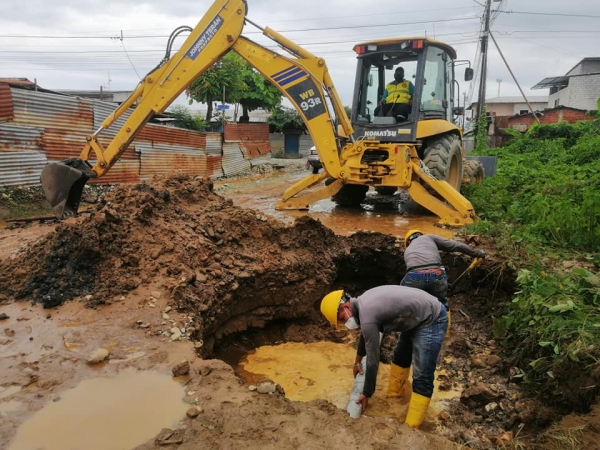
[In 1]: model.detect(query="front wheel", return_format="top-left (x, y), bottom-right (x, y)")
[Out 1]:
top-left (423, 135), bottom-right (463, 191)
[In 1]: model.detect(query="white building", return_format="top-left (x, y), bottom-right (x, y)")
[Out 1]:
top-left (532, 58), bottom-right (600, 111)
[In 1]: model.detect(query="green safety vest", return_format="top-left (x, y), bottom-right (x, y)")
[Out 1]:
top-left (385, 80), bottom-right (411, 104)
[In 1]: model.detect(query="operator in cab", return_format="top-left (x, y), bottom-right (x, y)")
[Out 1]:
top-left (378, 66), bottom-right (414, 118)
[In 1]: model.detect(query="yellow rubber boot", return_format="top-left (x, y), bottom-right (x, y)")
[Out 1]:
top-left (387, 363), bottom-right (410, 398)
top-left (445, 310), bottom-right (451, 338)
top-left (405, 392), bottom-right (431, 429)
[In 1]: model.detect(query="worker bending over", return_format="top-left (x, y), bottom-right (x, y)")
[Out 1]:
top-left (402, 230), bottom-right (485, 333)
top-left (320, 285), bottom-right (447, 428)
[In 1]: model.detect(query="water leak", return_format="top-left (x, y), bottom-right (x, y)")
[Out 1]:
top-left (238, 341), bottom-right (461, 428)
top-left (7, 369), bottom-right (188, 450)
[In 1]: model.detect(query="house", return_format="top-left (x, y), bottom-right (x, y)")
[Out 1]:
top-left (532, 57), bottom-right (600, 111)
top-left (470, 96), bottom-right (549, 117)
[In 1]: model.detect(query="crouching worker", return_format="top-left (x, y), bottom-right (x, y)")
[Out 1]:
top-left (320, 285), bottom-right (448, 428)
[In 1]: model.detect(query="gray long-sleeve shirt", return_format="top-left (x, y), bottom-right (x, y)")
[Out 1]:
top-left (349, 285), bottom-right (442, 398)
top-left (404, 234), bottom-right (480, 270)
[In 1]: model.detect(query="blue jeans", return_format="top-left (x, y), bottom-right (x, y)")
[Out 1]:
top-left (401, 269), bottom-right (448, 307)
top-left (392, 307), bottom-right (448, 398)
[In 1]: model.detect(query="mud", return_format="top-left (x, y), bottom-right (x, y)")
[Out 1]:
top-left (1, 167), bottom-right (599, 450)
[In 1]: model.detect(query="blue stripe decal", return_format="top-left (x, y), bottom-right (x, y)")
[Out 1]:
top-left (273, 67), bottom-right (303, 83)
top-left (272, 66), bottom-right (299, 79)
top-left (276, 71), bottom-right (306, 87)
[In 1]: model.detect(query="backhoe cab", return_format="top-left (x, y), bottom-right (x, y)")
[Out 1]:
top-left (346, 38), bottom-right (480, 198)
top-left (39, 0), bottom-right (478, 226)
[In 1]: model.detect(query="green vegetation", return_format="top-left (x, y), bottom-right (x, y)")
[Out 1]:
top-left (267, 106), bottom-right (306, 133)
top-left (168, 105), bottom-right (207, 131)
top-left (464, 119), bottom-right (600, 410)
top-left (186, 53), bottom-right (282, 122)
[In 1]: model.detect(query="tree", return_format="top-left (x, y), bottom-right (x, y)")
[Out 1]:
top-left (168, 105), bottom-right (207, 131)
top-left (186, 53), bottom-right (283, 123)
top-left (267, 106), bottom-right (306, 133)
top-left (186, 52), bottom-right (247, 122)
top-left (237, 66), bottom-right (282, 122)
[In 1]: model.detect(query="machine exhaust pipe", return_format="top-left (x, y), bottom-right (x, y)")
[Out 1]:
top-left (40, 158), bottom-right (95, 219)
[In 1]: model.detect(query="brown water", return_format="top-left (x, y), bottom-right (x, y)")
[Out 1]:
top-left (239, 342), bottom-right (461, 427)
top-left (7, 369), bottom-right (188, 450)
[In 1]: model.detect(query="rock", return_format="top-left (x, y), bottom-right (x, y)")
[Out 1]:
top-left (438, 410), bottom-right (450, 421)
top-left (41, 295), bottom-right (62, 309)
top-left (199, 366), bottom-right (212, 377)
top-left (151, 291), bottom-right (162, 299)
top-left (155, 428), bottom-right (184, 446)
top-left (255, 380), bottom-right (285, 395)
top-left (461, 383), bottom-right (501, 408)
top-left (0, 313), bottom-right (9, 320)
top-left (495, 431), bottom-right (513, 446)
top-left (170, 328), bottom-right (182, 341)
top-left (172, 360), bottom-right (190, 377)
top-left (186, 406), bottom-right (202, 418)
top-left (86, 348), bottom-right (109, 364)
top-left (164, 306), bottom-right (172, 313)
top-left (162, 313), bottom-right (170, 320)
top-left (248, 385), bottom-right (257, 391)
top-left (485, 402), bottom-right (499, 413)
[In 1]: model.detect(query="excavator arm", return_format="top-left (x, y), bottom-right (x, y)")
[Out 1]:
top-left (40, 0), bottom-right (348, 218)
top-left (40, 0), bottom-right (476, 226)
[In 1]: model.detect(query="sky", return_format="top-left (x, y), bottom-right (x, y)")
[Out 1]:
top-left (1, 0), bottom-right (599, 113)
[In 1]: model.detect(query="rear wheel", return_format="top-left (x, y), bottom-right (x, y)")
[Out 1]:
top-left (462, 160), bottom-right (485, 186)
top-left (331, 184), bottom-right (369, 207)
top-left (422, 134), bottom-right (463, 191)
top-left (375, 186), bottom-right (397, 196)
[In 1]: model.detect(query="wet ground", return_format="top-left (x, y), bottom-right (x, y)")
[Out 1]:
top-left (0, 162), bottom-right (598, 450)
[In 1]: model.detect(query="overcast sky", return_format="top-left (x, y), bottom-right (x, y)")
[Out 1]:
top-left (1, 0), bottom-right (599, 111)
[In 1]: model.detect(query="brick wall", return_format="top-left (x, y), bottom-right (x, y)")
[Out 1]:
top-left (507, 107), bottom-right (595, 130)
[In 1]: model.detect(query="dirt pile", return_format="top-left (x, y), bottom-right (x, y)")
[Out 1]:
top-left (0, 174), bottom-right (403, 356)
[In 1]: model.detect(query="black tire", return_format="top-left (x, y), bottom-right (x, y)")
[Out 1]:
top-left (422, 134), bottom-right (463, 191)
top-left (332, 184), bottom-right (368, 207)
top-left (462, 160), bottom-right (485, 186)
top-left (312, 166), bottom-right (320, 174)
top-left (375, 186), bottom-right (397, 196)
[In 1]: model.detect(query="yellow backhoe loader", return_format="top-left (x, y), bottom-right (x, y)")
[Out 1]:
top-left (40, 0), bottom-right (480, 226)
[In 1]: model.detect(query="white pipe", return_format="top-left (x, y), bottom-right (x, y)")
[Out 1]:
top-left (346, 333), bottom-right (383, 419)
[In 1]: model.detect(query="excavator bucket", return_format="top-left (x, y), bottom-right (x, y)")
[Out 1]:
top-left (40, 158), bottom-right (95, 219)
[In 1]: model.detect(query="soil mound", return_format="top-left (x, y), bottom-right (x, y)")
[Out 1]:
top-left (0, 174), bottom-right (403, 355)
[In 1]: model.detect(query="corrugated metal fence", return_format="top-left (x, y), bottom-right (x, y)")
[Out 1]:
top-left (0, 85), bottom-right (274, 186)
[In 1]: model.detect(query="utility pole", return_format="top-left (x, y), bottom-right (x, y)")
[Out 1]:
top-left (496, 78), bottom-right (502, 97)
top-left (475, 0), bottom-right (492, 147)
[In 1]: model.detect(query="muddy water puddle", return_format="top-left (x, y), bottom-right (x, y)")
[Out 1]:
top-left (7, 369), bottom-right (188, 450)
top-left (237, 341), bottom-right (461, 428)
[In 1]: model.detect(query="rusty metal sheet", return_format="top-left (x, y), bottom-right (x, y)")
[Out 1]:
top-left (0, 83), bottom-right (14, 121)
top-left (0, 151), bottom-right (47, 186)
top-left (138, 123), bottom-right (206, 148)
top-left (87, 159), bottom-right (140, 185)
top-left (136, 142), bottom-right (207, 180)
top-left (95, 137), bottom-right (138, 160)
top-left (239, 141), bottom-right (271, 159)
top-left (11, 89), bottom-right (93, 133)
top-left (222, 142), bottom-right (250, 176)
top-left (42, 129), bottom-right (88, 160)
top-left (205, 133), bottom-right (222, 156)
top-left (93, 100), bottom-right (133, 137)
top-left (0, 124), bottom-right (43, 153)
top-left (206, 155), bottom-right (223, 179)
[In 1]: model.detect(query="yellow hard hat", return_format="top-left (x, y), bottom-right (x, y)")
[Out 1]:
top-left (404, 229), bottom-right (423, 247)
top-left (320, 290), bottom-right (344, 328)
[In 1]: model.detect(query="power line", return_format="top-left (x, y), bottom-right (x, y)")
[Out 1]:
top-left (498, 10), bottom-right (600, 19)
top-left (0, 16), bottom-right (480, 40)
